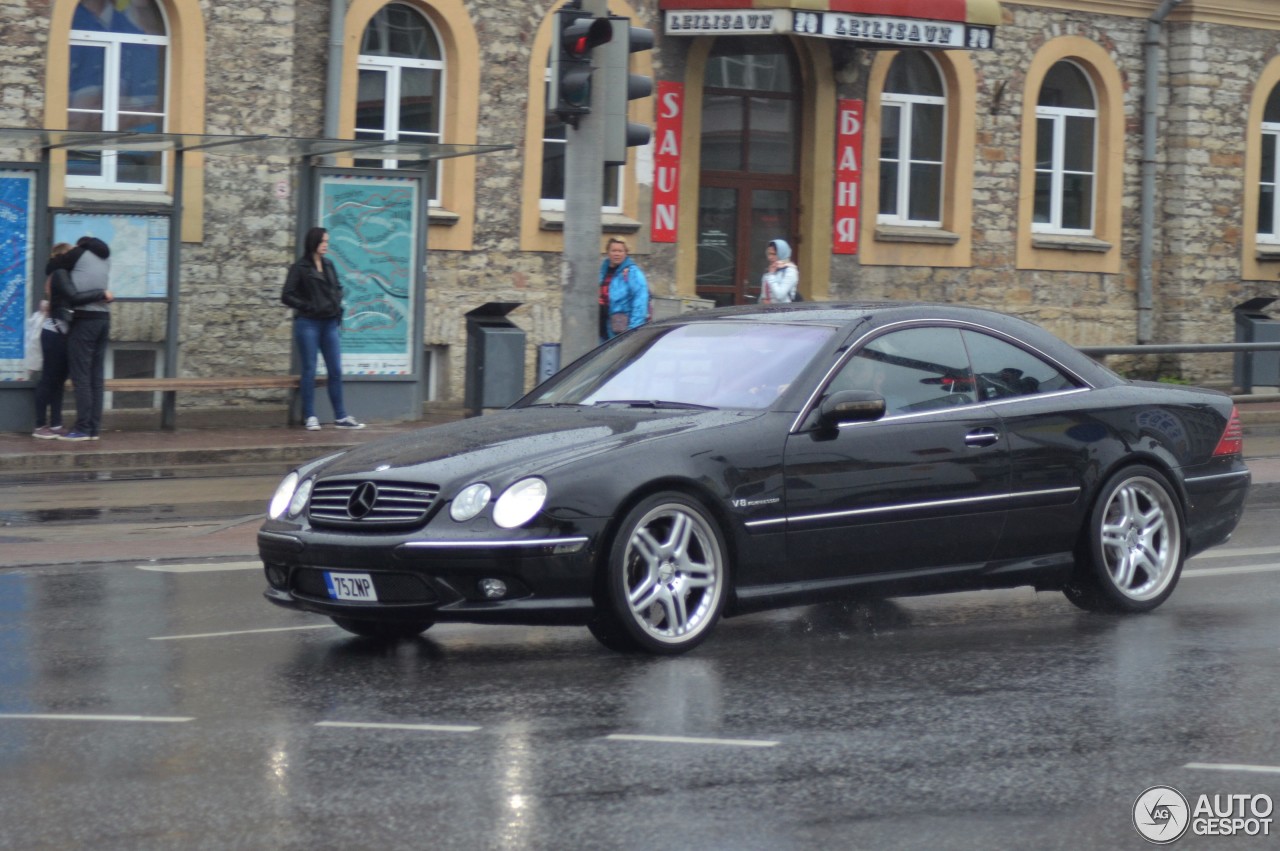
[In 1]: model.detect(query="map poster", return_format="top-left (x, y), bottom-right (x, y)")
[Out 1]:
top-left (53, 212), bottom-right (170, 299)
top-left (318, 174), bottom-right (419, 376)
top-left (0, 169), bottom-right (36, 382)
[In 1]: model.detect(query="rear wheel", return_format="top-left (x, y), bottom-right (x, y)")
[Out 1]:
top-left (1063, 465), bottom-right (1185, 613)
top-left (330, 616), bottom-right (434, 640)
top-left (592, 492), bottom-right (728, 654)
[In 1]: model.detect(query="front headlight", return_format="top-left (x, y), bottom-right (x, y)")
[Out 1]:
top-left (450, 482), bottom-right (492, 522)
top-left (268, 472), bottom-right (299, 519)
top-left (288, 477), bottom-right (314, 517)
top-left (493, 478), bottom-right (548, 529)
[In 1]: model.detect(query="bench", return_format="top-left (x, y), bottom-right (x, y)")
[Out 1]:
top-left (99, 375), bottom-right (323, 430)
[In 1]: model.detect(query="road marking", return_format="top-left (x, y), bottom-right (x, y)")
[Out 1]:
top-left (1185, 762), bottom-right (1280, 775)
top-left (1182, 564), bottom-right (1280, 579)
top-left (606, 733), bottom-right (779, 748)
top-left (1192, 546), bottom-right (1280, 560)
top-left (0, 713), bottom-right (193, 723)
top-left (316, 721), bottom-right (481, 733)
top-left (149, 624), bottom-right (337, 641)
top-left (135, 561), bottom-right (260, 573)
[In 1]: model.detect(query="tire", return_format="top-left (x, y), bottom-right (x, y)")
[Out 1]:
top-left (1063, 465), bottom-right (1185, 613)
top-left (593, 492), bottom-right (728, 654)
top-left (331, 616), bottom-right (434, 640)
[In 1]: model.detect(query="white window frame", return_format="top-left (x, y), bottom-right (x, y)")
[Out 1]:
top-left (67, 29), bottom-right (169, 190)
top-left (539, 65), bottom-right (623, 214)
top-left (1033, 64), bottom-right (1098, 236)
top-left (355, 52), bottom-right (445, 202)
top-left (1260, 121), bottom-right (1280, 245)
top-left (877, 90), bottom-right (946, 228)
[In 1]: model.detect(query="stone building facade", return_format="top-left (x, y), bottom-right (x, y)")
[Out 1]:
top-left (1, 0), bottom-right (1279, 426)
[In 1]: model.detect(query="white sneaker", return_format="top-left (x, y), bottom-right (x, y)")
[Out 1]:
top-left (304, 416), bottom-right (321, 431)
top-left (334, 416), bottom-right (365, 430)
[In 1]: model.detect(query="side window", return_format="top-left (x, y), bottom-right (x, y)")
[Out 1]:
top-left (67, 0), bottom-right (168, 188)
top-left (1034, 61), bottom-right (1096, 234)
top-left (962, 330), bottom-right (1080, 401)
top-left (356, 3), bottom-right (444, 199)
top-left (878, 52), bottom-right (945, 227)
top-left (1259, 84), bottom-right (1280, 244)
top-left (831, 327), bottom-right (974, 415)
top-left (540, 62), bottom-right (621, 211)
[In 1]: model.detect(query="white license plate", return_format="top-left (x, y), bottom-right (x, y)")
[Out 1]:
top-left (324, 571), bottom-right (379, 602)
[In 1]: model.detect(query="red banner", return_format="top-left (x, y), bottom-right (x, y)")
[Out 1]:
top-left (833, 98), bottom-right (863, 255)
top-left (651, 81), bottom-right (684, 244)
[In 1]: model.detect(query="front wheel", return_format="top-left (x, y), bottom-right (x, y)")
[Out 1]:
top-left (1063, 465), bottom-right (1185, 613)
top-left (593, 492), bottom-right (728, 654)
top-left (331, 616), bottom-right (434, 641)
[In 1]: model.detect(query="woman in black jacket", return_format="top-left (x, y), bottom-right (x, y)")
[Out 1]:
top-left (281, 227), bottom-right (363, 430)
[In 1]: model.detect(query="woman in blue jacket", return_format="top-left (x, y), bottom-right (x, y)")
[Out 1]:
top-left (598, 238), bottom-right (649, 341)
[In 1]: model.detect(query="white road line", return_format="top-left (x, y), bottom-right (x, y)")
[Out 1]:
top-left (316, 721), bottom-right (481, 733)
top-left (1185, 762), bottom-right (1280, 776)
top-left (1192, 546), bottom-right (1280, 560)
top-left (606, 733), bottom-right (779, 748)
top-left (0, 713), bottom-right (193, 723)
top-left (149, 624), bottom-right (337, 641)
top-left (135, 562), bottom-right (260, 573)
top-left (1182, 564), bottom-right (1280, 579)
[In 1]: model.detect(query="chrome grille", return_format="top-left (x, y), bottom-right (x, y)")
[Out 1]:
top-left (308, 479), bottom-right (439, 528)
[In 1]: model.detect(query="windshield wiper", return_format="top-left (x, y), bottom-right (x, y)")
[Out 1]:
top-left (592, 399), bottom-right (717, 411)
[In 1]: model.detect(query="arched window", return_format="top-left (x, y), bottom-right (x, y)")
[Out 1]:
top-left (878, 52), bottom-right (945, 227)
top-left (67, 0), bottom-right (168, 188)
top-left (1034, 61), bottom-right (1096, 233)
top-left (356, 3), bottom-right (443, 197)
top-left (540, 62), bottom-right (621, 211)
top-left (1259, 85), bottom-right (1280, 243)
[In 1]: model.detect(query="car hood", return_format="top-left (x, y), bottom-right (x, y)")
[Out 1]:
top-left (309, 407), bottom-right (754, 485)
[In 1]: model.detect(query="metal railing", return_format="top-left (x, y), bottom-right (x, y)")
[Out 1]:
top-left (1076, 341), bottom-right (1280, 403)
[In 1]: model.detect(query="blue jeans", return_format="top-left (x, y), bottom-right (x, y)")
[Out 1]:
top-left (294, 316), bottom-right (347, 421)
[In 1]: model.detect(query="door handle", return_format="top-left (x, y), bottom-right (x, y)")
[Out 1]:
top-left (964, 428), bottom-right (1001, 447)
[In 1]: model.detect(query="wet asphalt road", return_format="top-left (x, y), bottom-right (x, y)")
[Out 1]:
top-left (0, 488), bottom-right (1278, 849)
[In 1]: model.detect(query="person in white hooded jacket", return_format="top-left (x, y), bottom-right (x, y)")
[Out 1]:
top-left (760, 238), bottom-right (799, 304)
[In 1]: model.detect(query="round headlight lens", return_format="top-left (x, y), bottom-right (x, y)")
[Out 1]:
top-left (288, 477), bottom-right (314, 518)
top-left (450, 482), bottom-right (492, 522)
top-left (268, 472), bottom-right (299, 519)
top-left (493, 478), bottom-right (548, 529)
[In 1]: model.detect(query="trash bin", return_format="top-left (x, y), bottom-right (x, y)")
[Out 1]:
top-left (465, 302), bottom-right (525, 416)
top-left (1233, 297), bottom-right (1280, 393)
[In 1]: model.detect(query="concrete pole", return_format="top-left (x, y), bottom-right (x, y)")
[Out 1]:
top-left (559, 0), bottom-right (609, 365)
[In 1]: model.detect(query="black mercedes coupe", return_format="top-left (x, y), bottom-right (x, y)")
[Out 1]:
top-left (259, 303), bottom-right (1251, 653)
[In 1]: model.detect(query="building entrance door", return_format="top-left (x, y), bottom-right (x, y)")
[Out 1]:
top-left (695, 37), bottom-right (801, 307)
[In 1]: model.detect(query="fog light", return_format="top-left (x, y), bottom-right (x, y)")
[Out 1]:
top-left (265, 564), bottom-right (289, 589)
top-left (479, 578), bottom-right (508, 599)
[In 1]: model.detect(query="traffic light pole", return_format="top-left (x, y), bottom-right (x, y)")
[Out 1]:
top-left (560, 0), bottom-right (609, 365)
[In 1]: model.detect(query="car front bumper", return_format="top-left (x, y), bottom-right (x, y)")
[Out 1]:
top-left (258, 524), bottom-right (604, 626)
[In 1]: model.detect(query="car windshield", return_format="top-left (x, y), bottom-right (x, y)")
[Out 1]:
top-left (526, 322), bottom-right (836, 410)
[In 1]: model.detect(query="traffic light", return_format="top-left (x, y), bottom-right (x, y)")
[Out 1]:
top-left (602, 17), bottom-right (654, 165)
top-left (550, 8), bottom-right (612, 126)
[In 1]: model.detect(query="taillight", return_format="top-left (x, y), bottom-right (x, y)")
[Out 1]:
top-left (1212, 405), bottom-right (1244, 456)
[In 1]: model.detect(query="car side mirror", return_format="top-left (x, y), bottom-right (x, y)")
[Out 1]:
top-left (818, 390), bottom-right (886, 428)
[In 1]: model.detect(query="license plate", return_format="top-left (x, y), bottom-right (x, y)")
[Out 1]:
top-left (324, 571), bottom-right (379, 602)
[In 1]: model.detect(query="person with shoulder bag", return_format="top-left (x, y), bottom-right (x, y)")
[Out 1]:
top-left (760, 238), bottom-right (800, 304)
top-left (31, 242), bottom-right (75, 438)
top-left (50, 236), bottom-right (114, 441)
